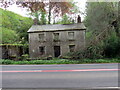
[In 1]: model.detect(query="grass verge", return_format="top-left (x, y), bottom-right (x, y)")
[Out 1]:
top-left (0, 58), bottom-right (119, 65)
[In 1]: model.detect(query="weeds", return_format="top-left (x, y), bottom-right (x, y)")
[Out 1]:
top-left (0, 58), bottom-right (119, 65)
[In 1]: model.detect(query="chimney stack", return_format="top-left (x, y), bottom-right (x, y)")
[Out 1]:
top-left (77, 15), bottom-right (81, 23)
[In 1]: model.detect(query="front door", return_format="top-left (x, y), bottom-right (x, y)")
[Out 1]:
top-left (54, 46), bottom-right (61, 57)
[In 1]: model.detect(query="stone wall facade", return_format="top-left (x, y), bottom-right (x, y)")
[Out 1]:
top-left (29, 30), bottom-right (85, 58)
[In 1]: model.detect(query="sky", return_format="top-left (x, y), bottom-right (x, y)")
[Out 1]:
top-left (2, 0), bottom-right (87, 21)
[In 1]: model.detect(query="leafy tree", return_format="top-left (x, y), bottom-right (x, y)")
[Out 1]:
top-left (1, 27), bottom-right (19, 44)
top-left (47, 1), bottom-right (73, 24)
top-left (40, 11), bottom-right (46, 25)
top-left (61, 14), bottom-right (71, 24)
top-left (0, 1), bottom-right (76, 24)
top-left (104, 32), bottom-right (120, 58)
top-left (0, 0), bottom-right (14, 9)
top-left (84, 1), bottom-right (119, 58)
top-left (0, 8), bottom-right (33, 44)
top-left (85, 2), bottom-right (117, 33)
top-left (68, 1), bottom-right (120, 59)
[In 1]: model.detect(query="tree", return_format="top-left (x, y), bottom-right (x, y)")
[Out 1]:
top-left (40, 11), bottom-right (46, 25)
top-left (0, 0), bottom-right (14, 9)
top-left (47, 1), bottom-right (73, 24)
top-left (84, 1), bottom-right (120, 58)
top-left (0, 8), bottom-right (33, 44)
top-left (61, 14), bottom-right (71, 24)
top-left (0, 0), bottom-right (75, 24)
top-left (1, 28), bottom-right (19, 44)
top-left (85, 1), bottom-right (119, 39)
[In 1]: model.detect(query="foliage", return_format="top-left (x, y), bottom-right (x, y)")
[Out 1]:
top-left (0, 58), bottom-right (119, 65)
top-left (47, 2), bottom-right (73, 24)
top-left (85, 2), bottom-right (117, 31)
top-left (0, 44), bottom-right (25, 46)
top-left (67, 44), bottom-right (104, 60)
top-left (39, 11), bottom-right (46, 25)
top-left (82, 2), bottom-right (119, 59)
top-left (80, 59), bottom-right (120, 63)
top-left (21, 54), bottom-right (29, 60)
top-left (1, 1), bottom-right (79, 24)
top-left (1, 27), bottom-right (19, 44)
top-left (55, 14), bottom-right (74, 24)
top-left (104, 32), bottom-right (120, 58)
top-left (0, 0), bottom-right (14, 9)
top-left (1, 8), bottom-right (33, 44)
top-left (66, 2), bottom-right (119, 59)
top-left (61, 14), bottom-right (72, 24)
top-left (1, 59), bottom-right (79, 65)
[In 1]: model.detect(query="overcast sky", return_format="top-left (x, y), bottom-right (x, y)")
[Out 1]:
top-left (3, 0), bottom-right (87, 21)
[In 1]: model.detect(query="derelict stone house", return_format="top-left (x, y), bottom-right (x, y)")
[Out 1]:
top-left (28, 23), bottom-right (86, 58)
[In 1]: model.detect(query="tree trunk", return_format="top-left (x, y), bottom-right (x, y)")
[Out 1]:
top-left (48, 2), bottom-right (51, 24)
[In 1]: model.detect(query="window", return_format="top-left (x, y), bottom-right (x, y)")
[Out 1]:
top-left (39, 46), bottom-right (45, 55)
top-left (68, 32), bottom-right (74, 40)
top-left (69, 45), bottom-right (75, 52)
top-left (53, 33), bottom-right (59, 41)
top-left (38, 33), bottom-right (44, 41)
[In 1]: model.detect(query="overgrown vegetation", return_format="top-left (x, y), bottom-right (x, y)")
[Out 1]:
top-left (66, 2), bottom-right (120, 60)
top-left (1, 8), bottom-right (33, 44)
top-left (0, 1), bottom-right (120, 62)
top-left (2, 27), bottom-right (19, 44)
top-left (0, 58), bottom-right (119, 65)
top-left (104, 32), bottom-right (120, 58)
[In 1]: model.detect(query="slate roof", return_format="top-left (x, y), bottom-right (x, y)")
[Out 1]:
top-left (27, 23), bottom-right (86, 33)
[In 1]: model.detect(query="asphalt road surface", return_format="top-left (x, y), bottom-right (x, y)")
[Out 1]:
top-left (1, 63), bottom-right (120, 89)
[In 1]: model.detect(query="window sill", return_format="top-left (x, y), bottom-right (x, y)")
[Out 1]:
top-left (38, 40), bottom-right (46, 42)
top-left (68, 39), bottom-right (75, 41)
top-left (53, 40), bottom-right (60, 42)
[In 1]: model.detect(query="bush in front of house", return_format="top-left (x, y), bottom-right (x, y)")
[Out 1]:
top-left (1, 59), bottom-right (14, 64)
top-left (0, 59), bottom-right (79, 65)
top-left (80, 59), bottom-right (119, 63)
top-left (0, 58), bottom-right (119, 65)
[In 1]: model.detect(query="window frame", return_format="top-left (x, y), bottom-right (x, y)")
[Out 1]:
top-left (39, 46), bottom-right (45, 55)
top-left (53, 32), bottom-right (60, 42)
top-left (68, 32), bottom-right (75, 40)
top-left (38, 33), bottom-right (45, 42)
top-left (69, 45), bottom-right (75, 52)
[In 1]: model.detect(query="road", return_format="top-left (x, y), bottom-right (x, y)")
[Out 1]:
top-left (1, 63), bottom-right (120, 89)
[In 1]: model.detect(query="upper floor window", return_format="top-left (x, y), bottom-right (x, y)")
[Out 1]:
top-left (38, 33), bottom-right (45, 41)
top-left (53, 33), bottom-right (60, 41)
top-left (68, 32), bottom-right (74, 40)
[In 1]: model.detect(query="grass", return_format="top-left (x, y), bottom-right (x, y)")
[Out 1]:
top-left (0, 58), bottom-right (119, 65)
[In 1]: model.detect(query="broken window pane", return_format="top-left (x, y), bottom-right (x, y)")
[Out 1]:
top-left (39, 46), bottom-right (45, 55)
top-left (53, 33), bottom-right (59, 41)
top-left (69, 45), bottom-right (75, 52)
top-left (38, 33), bottom-right (44, 41)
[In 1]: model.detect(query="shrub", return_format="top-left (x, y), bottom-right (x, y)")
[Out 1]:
top-left (2, 59), bottom-right (13, 64)
top-left (104, 34), bottom-right (120, 58)
top-left (1, 28), bottom-right (19, 44)
top-left (21, 54), bottom-right (29, 60)
top-left (0, 58), bottom-right (119, 65)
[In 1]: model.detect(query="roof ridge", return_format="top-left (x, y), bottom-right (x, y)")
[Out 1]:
top-left (28, 23), bottom-right (86, 33)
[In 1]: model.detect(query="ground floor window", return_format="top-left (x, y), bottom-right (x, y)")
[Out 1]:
top-left (39, 46), bottom-right (45, 55)
top-left (69, 45), bottom-right (75, 52)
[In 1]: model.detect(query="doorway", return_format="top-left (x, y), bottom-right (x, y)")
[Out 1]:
top-left (54, 46), bottom-right (61, 57)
